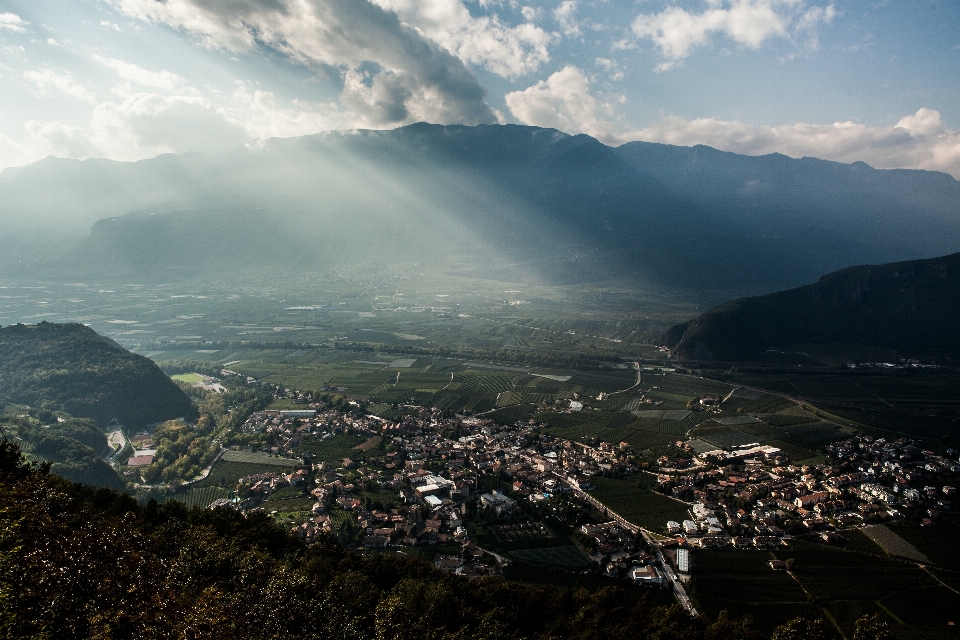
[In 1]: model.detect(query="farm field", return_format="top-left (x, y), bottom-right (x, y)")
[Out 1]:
top-left (221, 450), bottom-right (302, 466)
top-left (878, 586), bottom-right (960, 628)
top-left (509, 546), bottom-right (590, 567)
top-left (861, 525), bottom-right (931, 563)
top-left (715, 372), bottom-right (960, 447)
top-left (294, 434), bottom-right (368, 462)
top-left (887, 515), bottom-right (960, 571)
top-left (171, 373), bottom-right (204, 384)
top-left (502, 563), bottom-right (662, 596)
top-left (683, 398), bottom-right (852, 463)
top-left (690, 540), bottom-right (953, 637)
top-left (190, 460), bottom-right (297, 490)
top-left (689, 549), bottom-right (815, 635)
top-left (786, 540), bottom-right (937, 601)
top-left (588, 476), bottom-right (690, 533)
top-left (174, 486), bottom-right (231, 509)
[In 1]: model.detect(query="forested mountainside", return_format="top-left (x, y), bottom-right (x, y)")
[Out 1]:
top-left (661, 252), bottom-right (960, 362)
top-left (0, 322), bottom-right (196, 427)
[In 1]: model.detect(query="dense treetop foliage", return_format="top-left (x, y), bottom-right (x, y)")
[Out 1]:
top-left (1, 410), bottom-right (125, 490)
top-left (0, 322), bottom-right (196, 427)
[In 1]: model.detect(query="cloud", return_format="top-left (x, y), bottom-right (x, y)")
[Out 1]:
top-left (109, 0), bottom-right (498, 126)
top-left (100, 20), bottom-right (122, 32)
top-left (627, 108), bottom-right (960, 178)
top-left (595, 57), bottom-right (624, 81)
top-left (0, 122), bottom-right (103, 169)
top-left (23, 68), bottom-right (95, 102)
top-left (507, 68), bottom-right (960, 180)
top-left (94, 55), bottom-right (189, 92)
top-left (0, 12), bottom-right (28, 33)
top-left (505, 66), bottom-right (621, 139)
top-left (90, 93), bottom-right (251, 158)
top-left (554, 1), bottom-right (580, 37)
top-left (632, 0), bottom-right (836, 69)
top-left (1, 93), bottom-right (251, 168)
top-left (2, 44), bottom-right (26, 58)
top-left (373, 0), bottom-right (554, 77)
top-left (232, 82), bottom-right (347, 139)
top-left (24, 120), bottom-right (103, 158)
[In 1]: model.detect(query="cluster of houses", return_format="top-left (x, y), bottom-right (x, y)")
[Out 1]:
top-left (655, 433), bottom-right (960, 549)
top-left (240, 406), bottom-right (384, 458)
top-left (213, 373), bottom-right (959, 590)
top-left (824, 435), bottom-right (958, 524)
top-left (225, 402), bottom-right (666, 584)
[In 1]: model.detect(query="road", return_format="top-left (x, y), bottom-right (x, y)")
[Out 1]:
top-left (562, 478), bottom-right (699, 617)
top-left (105, 429), bottom-right (126, 464)
top-left (640, 529), bottom-right (698, 616)
top-left (181, 447), bottom-right (227, 486)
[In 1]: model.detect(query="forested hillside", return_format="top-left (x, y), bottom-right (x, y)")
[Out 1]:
top-left (0, 322), bottom-right (196, 427)
top-left (661, 251), bottom-right (960, 362)
top-left (0, 410), bottom-right (124, 490)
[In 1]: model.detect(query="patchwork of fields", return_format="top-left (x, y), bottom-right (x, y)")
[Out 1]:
top-left (689, 541), bottom-right (960, 637)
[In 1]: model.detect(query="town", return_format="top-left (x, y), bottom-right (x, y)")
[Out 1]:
top-left (181, 370), bottom-right (960, 616)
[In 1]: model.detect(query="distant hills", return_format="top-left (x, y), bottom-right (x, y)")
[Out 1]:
top-left (0, 322), bottom-right (196, 427)
top-left (3, 123), bottom-right (959, 292)
top-left (660, 252), bottom-right (960, 362)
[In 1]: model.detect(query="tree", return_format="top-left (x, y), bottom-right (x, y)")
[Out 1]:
top-left (852, 614), bottom-right (892, 640)
top-left (771, 616), bottom-right (830, 640)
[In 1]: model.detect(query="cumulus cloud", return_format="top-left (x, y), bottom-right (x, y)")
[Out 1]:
top-left (94, 55), bottom-right (189, 92)
top-left (0, 121), bottom-right (103, 169)
top-left (0, 12), bottom-right (28, 33)
top-left (100, 20), bottom-right (122, 32)
top-left (1, 93), bottom-right (251, 168)
top-left (632, 0), bottom-right (836, 70)
top-left (506, 65), bottom-right (959, 179)
top-left (90, 93), bottom-right (250, 158)
top-left (627, 108), bottom-right (960, 178)
top-left (374, 0), bottom-right (554, 77)
top-left (109, 0), bottom-right (498, 126)
top-left (232, 82), bottom-right (346, 140)
top-left (505, 66), bottom-right (621, 140)
top-left (23, 68), bottom-right (95, 102)
top-left (24, 120), bottom-right (103, 158)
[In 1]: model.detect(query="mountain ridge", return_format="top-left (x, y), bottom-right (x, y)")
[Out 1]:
top-left (660, 251), bottom-right (960, 362)
top-left (3, 123), bottom-right (959, 293)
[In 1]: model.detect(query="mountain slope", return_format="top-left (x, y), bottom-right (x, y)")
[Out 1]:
top-left (0, 322), bottom-right (196, 427)
top-left (660, 252), bottom-right (960, 361)
top-left (3, 123), bottom-right (959, 292)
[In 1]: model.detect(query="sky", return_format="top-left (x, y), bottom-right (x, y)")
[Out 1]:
top-left (1, 0), bottom-right (959, 176)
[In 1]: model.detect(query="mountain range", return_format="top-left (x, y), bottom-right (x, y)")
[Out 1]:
top-left (2, 123), bottom-right (959, 293)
